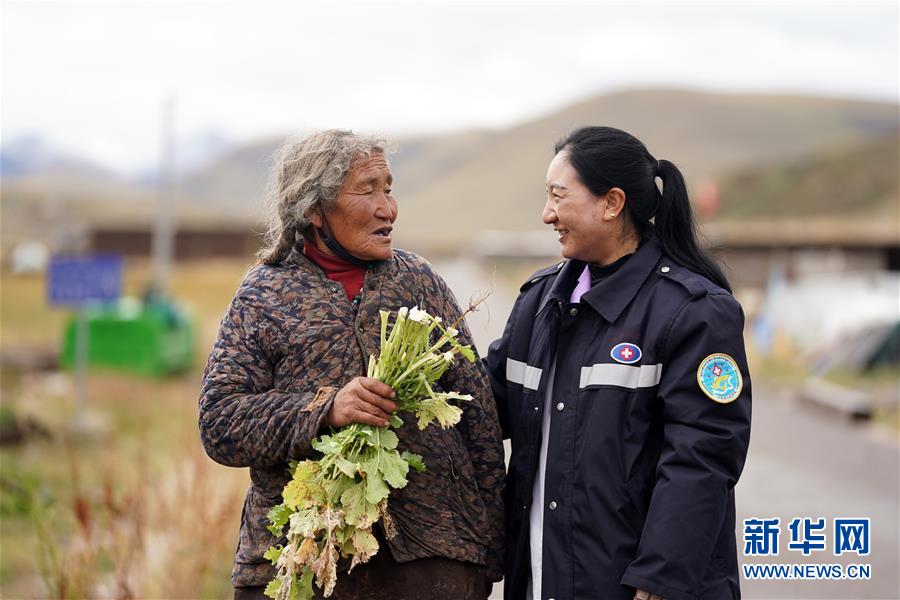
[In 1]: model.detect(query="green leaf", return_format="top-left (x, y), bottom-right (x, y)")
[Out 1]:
top-left (266, 503), bottom-right (292, 535)
top-left (334, 455), bottom-right (358, 478)
top-left (283, 461), bottom-right (324, 509)
top-left (283, 476), bottom-right (324, 510)
top-left (416, 397), bottom-right (463, 430)
top-left (311, 434), bottom-right (342, 456)
top-left (379, 450), bottom-right (410, 489)
top-left (288, 507), bottom-right (325, 538)
top-left (335, 524), bottom-right (356, 549)
top-left (364, 469), bottom-right (390, 505)
top-left (374, 428), bottom-right (399, 450)
top-left (389, 414), bottom-right (404, 428)
top-left (324, 475), bottom-right (354, 504)
top-left (457, 344), bottom-right (476, 362)
top-left (295, 568), bottom-right (315, 600)
top-left (262, 545), bottom-right (283, 566)
top-left (341, 482), bottom-right (378, 527)
top-left (401, 450), bottom-right (426, 473)
top-left (282, 480), bottom-right (305, 510)
top-left (351, 528), bottom-right (379, 563)
top-left (380, 310), bottom-right (389, 349)
top-left (264, 579), bottom-right (281, 599)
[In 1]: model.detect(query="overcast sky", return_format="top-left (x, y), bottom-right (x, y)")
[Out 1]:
top-left (2, 0), bottom-right (898, 172)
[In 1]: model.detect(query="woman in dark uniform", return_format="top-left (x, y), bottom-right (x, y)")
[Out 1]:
top-left (485, 126), bottom-right (752, 600)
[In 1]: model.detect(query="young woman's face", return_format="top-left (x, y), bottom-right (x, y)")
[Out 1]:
top-left (543, 151), bottom-right (617, 263)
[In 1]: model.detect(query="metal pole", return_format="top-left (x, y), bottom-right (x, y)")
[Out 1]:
top-left (73, 309), bottom-right (89, 429)
top-left (152, 96), bottom-right (176, 294)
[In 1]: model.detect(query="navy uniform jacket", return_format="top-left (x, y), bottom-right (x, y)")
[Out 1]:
top-left (485, 238), bottom-right (752, 600)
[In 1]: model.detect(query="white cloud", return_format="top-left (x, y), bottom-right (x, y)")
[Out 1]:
top-left (2, 1), bottom-right (897, 172)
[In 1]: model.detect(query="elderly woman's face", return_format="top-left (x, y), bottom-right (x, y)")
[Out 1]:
top-left (316, 153), bottom-right (398, 261)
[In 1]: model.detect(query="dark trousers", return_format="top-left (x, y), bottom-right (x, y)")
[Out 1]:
top-left (234, 550), bottom-right (488, 600)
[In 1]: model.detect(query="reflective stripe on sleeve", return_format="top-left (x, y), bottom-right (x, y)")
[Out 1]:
top-left (506, 358), bottom-right (543, 390)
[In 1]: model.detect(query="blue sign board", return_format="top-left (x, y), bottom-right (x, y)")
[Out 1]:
top-left (47, 254), bottom-right (123, 307)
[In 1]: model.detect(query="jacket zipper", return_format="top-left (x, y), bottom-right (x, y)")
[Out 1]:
top-left (352, 268), bottom-right (373, 370)
top-left (448, 454), bottom-right (460, 480)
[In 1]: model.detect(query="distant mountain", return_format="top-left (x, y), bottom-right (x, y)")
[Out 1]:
top-left (716, 133), bottom-right (899, 222)
top-left (178, 137), bottom-right (277, 215)
top-left (133, 129), bottom-right (236, 187)
top-left (388, 88), bottom-right (899, 247)
top-left (0, 135), bottom-right (118, 182)
top-left (175, 128), bottom-right (502, 216)
top-left (2, 89), bottom-right (898, 250)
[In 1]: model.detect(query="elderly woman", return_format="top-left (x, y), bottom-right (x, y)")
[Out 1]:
top-left (199, 130), bottom-right (505, 600)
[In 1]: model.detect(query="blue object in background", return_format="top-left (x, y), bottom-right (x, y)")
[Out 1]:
top-left (47, 254), bottom-right (122, 307)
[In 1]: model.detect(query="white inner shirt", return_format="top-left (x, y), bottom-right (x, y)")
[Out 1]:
top-left (527, 361), bottom-right (557, 600)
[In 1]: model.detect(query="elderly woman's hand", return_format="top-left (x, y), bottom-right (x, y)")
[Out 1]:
top-left (327, 377), bottom-right (397, 428)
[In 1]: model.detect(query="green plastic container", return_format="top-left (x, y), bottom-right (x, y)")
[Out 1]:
top-left (60, 295), bottom-right (195, 377)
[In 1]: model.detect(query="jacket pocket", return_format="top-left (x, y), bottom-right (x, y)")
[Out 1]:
top-left (622, 468), bottom-right (655, 533)
top-left (235, 486), bottom-right (283, 565)
top-left (442, 431), bottom-right (491, 546)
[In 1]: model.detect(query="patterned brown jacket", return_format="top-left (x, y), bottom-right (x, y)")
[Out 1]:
top-left (199, 246), bottom-right (505, 588)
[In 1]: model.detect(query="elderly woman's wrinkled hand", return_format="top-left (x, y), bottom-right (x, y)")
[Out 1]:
top-left (327, 376), bottom-right (397, 428)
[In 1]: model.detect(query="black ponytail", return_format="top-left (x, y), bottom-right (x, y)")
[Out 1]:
top-left (655, 159), bottom-right (731, 292)
top-left (556, 126), bottom-right (731, 293)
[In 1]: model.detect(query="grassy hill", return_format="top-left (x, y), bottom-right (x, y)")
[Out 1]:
top-left (717, 133), bottom-right (899, 222)
top-left (388, 89), bottom-right (898, 247)
top-left (2, 88), bottom-right (897, 251)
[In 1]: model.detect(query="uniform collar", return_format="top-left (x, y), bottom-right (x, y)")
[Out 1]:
top-left (539, 237), bottom-right (662, 323)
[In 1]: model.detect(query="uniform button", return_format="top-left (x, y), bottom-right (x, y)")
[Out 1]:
top-left (358, 325), bottom-right (365, 332)
top-left (556, 402), bottom-right (565, 411)
top-left (329, 284), bottom-right (340, 293)
top-left (569, 307), bottom-right (578, 316)
top-left (549, 500), bottom-right (558, 510)
top-left (660, 265), bottom-right (671, 273)
top-left (533, 406), bottom-right (539, 411)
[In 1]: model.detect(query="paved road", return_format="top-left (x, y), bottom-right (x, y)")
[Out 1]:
top-left (737, 383), bottom-right (899, 600)
top-left (437, 259), bottom-right (900, 600)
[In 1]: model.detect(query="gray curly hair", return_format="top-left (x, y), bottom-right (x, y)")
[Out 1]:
top-left (259, 129), bottom-right (393, 264)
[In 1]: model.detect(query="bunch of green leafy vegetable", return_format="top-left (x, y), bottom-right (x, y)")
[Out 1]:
top-left (263, 306), bottom-right (476, 600)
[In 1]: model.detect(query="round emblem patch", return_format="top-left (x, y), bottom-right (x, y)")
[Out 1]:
top-left (697, 353), bottom-right (743, 404)
top-left (610, 342), bottom-right (642, 365)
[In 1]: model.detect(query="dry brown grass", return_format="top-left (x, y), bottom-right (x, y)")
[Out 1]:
top-left (1, 259), bottom-right (256, 599)
top-left (1, 370), bottom-right (251, 599)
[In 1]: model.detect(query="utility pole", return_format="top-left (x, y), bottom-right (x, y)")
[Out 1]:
top-left (152, 96), bottom-right (176, 294)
